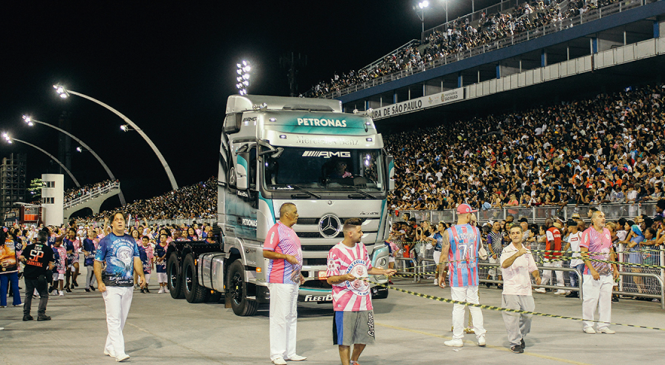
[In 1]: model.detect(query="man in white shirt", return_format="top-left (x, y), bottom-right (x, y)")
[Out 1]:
top-left (500, 226), bottom-right (541, 354)
top-left (563, 220), bottom-right (584, 298)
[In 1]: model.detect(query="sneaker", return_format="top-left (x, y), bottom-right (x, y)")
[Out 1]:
top-left (104, 350), bottom-right (116, 357)
top-left (116, 354), bottom-right (130, 362)
top-left (434, 278), bottom-right (438, 286)
top-left (444, 339), bottom-right (464, 347)
top-left (73, 281), bottom-right (78, 287)
top-left (351, 361), bottom-right (361, 365)
top-left (65, 287), bottom-right (72, 293)
top-left (91, 286), bottom-right (96, 291)
top-left (158, 287), bottom-right (164, 294)
top-left (510, 345), bottom-right (524, 354)
top-left (583, 327), bottom-right (596, 334)
top-left (85, 288), bottom-right (91, 293)
top-left (520, 338), bottom-right (525, 350)
top-left (13, 304), bottom-right (22, 307)
top-left (140, 288), bottom-right (145, 294)
top-left (145, 288), bottom-right (150, 293)
top-left (534, 288), bottom-right (546, 294)
top-left (59, 290), bottom-right (64, 296)
top-left (37, 314), bottom-right (51, 321)
top-left (554, 290), bottom-right (567, 295)
top-left (272, 357), bottom-right (287, 365)
top-left (565, 291), bottom-right (578, 298)
top-left (23, 314), bottom-right (34, 321)
top-left (477, 335), bottom-right (486, 347)
top-left (612, 296), bottom-right (619, 302)
top-left (0, 306), bottom-right (6, 308)
top-left (164, 287), bottom-right (170, 293)
top-left (287, 355), bottom-right (307, 361)
top-left (597, 328), bottom-right (616, 334)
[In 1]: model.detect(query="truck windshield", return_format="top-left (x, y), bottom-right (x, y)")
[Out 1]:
top-left (263, 148), bottom-right (384, 192)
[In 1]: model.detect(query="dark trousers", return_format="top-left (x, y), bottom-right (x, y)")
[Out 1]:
top-left (24, 276), bottom-right (49, 315)
top-left (0, 272), bottom-right (21, 306)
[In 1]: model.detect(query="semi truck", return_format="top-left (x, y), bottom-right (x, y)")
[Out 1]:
top-left (166, 95), bottom-right (394, 316)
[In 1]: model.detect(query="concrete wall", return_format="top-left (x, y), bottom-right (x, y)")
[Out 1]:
top-left (42, 174), bottom-right (64, 226)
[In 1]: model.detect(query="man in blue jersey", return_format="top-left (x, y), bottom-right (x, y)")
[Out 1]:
top-left (94, 212), bottom-right (146, 362)
top-left (437, 204), bottom-right (486, 348)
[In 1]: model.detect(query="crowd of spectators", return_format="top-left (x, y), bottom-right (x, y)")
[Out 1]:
top-left (385, 82), bottom-right (665, 212)
top-left (89, 177), bottom-right (217, 220)
top-left (64, 180), bottom-right (116, 202)
top-left (309, 0), bottom-right (619, 97)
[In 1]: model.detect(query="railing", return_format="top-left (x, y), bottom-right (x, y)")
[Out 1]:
top-left (64, 181), bottom-right (121, 209)
top-left (316, 0), bottom-right (656, 100)
top-left (395, 201), bottom-right (658, 225)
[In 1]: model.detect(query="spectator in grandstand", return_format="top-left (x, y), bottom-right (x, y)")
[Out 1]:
top-left (563, 219), bottom-right (584, 298)
top-left (536, 219), bottom-right (566, 295)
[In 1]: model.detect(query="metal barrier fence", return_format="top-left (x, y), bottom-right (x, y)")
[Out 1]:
top-left (318, 0), bottom-right (657, 100)
top-left (395, 201), bottom-right (658, 225)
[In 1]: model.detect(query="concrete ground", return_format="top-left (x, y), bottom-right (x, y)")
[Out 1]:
top-left (1, 268), bottom-right (664, 365)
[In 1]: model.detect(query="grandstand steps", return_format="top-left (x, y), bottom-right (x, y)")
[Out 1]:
top-left (64, 183), bottom-right (121, 220)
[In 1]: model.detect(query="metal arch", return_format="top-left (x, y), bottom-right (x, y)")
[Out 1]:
top-left (11, 138), bottom-right (80, 187)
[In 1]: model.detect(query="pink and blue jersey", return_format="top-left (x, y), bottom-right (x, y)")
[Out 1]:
top-left (580, 227), bottom-right (613, 275)
top-left (447, 224), bottom-right (481, 287)
top-left (263, 222), bottom-right (302, 285)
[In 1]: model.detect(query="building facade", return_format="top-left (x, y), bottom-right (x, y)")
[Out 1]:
top-left (1, 153), bottom-right (27, 217)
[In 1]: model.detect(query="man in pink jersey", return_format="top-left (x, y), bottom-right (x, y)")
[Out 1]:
top-left (580, 210), bottom-right (619, 334)
top-left (326, 218), bottom-right (396, 365)
top-left (262, 203), bottom-right (306, 365)
top-left (437, 204), bottom-right (486, 347)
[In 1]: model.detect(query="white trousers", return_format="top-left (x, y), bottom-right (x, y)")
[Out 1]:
top-left (450, 286), bottom-right (486, 340)
top-left (102, 286), bottom-right (134, 357)
top-left (268, 283), bottom-right (299, 361)
top-left (542, 260), bottom-right (564, 287)
top-left (582, 274), bottom-right (613, 330)
top-left (85, 266), bottom-right (97, 289)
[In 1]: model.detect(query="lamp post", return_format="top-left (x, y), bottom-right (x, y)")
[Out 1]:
top-left (414, 1), bottom-right (430, 42)
top-left (236, 60), bottom-right (251, 95)
top-left (53, 85), bottom-right (178, 190)
top-left (22, 115), bottom-right (126, 205)
top-left (2, 133), bottom-right (80, 187)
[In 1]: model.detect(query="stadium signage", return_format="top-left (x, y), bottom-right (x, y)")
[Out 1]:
top-left (372, 87), bottom-right (464, 120)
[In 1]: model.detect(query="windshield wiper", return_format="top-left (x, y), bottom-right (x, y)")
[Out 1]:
top-left (346, 186), bottom-right (378, 199)
top-left (291, 185), bottom-right (322, 199)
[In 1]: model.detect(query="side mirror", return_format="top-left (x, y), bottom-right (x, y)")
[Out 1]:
top-left (236, 152), bottom-right (249, 190)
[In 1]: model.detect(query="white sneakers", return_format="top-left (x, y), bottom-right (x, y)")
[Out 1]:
top-left (103, 350), bottom-right (116, 357)
top-left (158, 287), bottom-right (165, 294)
top-left (583, 327), bottom-right (597, 334)
top-left (272, 358), bottom-right (287, 365)
top-left (477, 335), bottom-right (486, 347)
top-left (444, 339), bottom-right (464, 347)
top-left (597, 328), bottom-right (616, 334)
top-left (554, 290), bottom-right (568, 295)
top-left (164, 287), bottom-right (170, 293)
top-left (434, 278), bottom-right (439, 286)
top-left (534, 288), bottom-right (546, 294)
top-left (116, 354), bottom-right (130, 362)
top-left (59, 290), bottom-right (64, 296)
top-left (287, 355), bottom-right (307, 361)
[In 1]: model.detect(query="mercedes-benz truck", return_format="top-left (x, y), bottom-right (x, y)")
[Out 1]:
top-left (166, 95), bottom-right (394, 316)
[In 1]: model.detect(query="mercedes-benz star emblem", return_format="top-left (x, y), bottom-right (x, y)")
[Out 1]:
top-left (319, 214), bottom-right (342, 239)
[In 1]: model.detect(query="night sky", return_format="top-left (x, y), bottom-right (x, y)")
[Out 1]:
top-left (0, 0), bottom-right (498, 208)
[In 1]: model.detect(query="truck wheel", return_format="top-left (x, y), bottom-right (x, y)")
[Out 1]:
top-left (167, 253), bottom-right (185, 299)
top-left (183, 254), bottom-right (209, 303)
top-left (227, 260), bottom-right (258, 316)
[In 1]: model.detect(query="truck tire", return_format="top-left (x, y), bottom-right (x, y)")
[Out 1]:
top-left (227, 260), bottom-right (258, 316)
top-left (183, 254), bottom-right (209, 303)
top-left (167, 253), bottom-right (185, 299)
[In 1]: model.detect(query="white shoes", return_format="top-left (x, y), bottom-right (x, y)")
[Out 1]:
top-left (59, 290), bottom-right (64, 296)
top-left (272, 357), bottom-right (287, 365)
top-left (477, 335), bottom-right (486, 347)
top-left (583, 327), bottom-right (596, 334)
top-left (597, 328), bottom-right (616, 334)
top-left (287, 355), bottom-right (307, 361)
top-left (554, 290), bottom-right (567, 295)
top-left (116, 354), bottom-right (130, 362)
top-left (434, 278), bottom-right (438, 286)
top-left (103, 350), bottom-right (116, 357)
top-left (158, 287), bottom-right (165, 294)
top-left (164, 287), bottom-right (170, 293)
top-left (444, 339), bottom-right (464, 347)
top-left (534, 288), bottom-right (546, 293)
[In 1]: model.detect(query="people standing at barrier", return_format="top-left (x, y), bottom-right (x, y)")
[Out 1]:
top-left (155, 234), bottom-right (168, 293)
top-left (563, 220), bottom-right (584, 298)
top-left (487, 221), bottom-right (505, 289)
top-left (19, 229), bottom-right (54, 321)
top-left (432, 222), bottom-right (445, 286)
top-left (580, 210), bottom-right (619, 334)
top-left (94, 212), bottom-right (146, 362)
top-left (83, 228), bottom-right (97, 292)
top-left (63, 228), bottom-right (81, 292)
top-left (500, 225), bottom-right (541, 354)
top-left (437, 204), bottom-right (486, 348)
top-left (262, 203), bottom-right (306, 365)
top-left (537, 219), bottom-right (566, 295)
top-left (0, 229), bottom-right (21, 308)
top-left (605, 222), bottom-right (621, 303)
top-left (621, 222), bottom-right (645, 295)
top-left (326, 218), bottom-right (396, 365)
